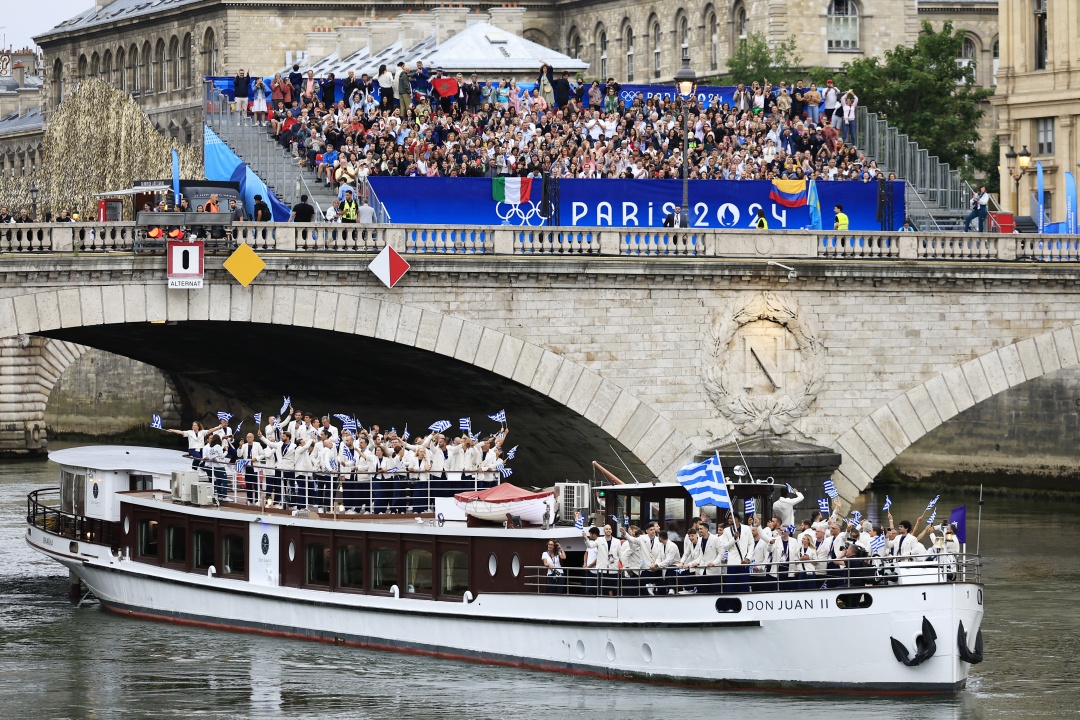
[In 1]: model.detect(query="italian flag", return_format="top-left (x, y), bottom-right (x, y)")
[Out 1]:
top-left (492, 177), bottom-right (533, 205)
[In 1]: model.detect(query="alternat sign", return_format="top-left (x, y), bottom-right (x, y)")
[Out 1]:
top-left (167, 241), bottom-right (204, 289)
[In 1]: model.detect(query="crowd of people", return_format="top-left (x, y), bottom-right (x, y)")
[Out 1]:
top-left (163, 406), bottom-right (509, 513)
top-left (227, 63), bottom-right (889, 222)
top-left (543, 494), bottom-right (960, 596)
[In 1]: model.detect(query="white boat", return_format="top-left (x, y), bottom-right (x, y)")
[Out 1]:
top-left (454, 483), bottom-right (555, 525)
top-left (25, 446), bottom-right (985, 692)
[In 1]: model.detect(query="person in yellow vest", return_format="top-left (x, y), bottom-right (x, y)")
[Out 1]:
top-left (754, 208), bottom-right (769, 230)
top-left (833, 203), bottom-right (849, 231)
top-left (340, 190), bottom-right (358, 223)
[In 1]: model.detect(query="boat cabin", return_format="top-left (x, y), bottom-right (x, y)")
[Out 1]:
top-left (596, 481), bottom-right (783, 534)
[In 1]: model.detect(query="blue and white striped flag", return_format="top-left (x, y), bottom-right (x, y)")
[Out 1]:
top-left (506, 445), bottom-right (518, 460)
top-left (744, 498), bottom-right (756, 516)
top-left (785, 525), bottom-right (797, 535)
top-left (150, 413), bottom-right (162, 429)
top-left (429, 420), bottom-right (451, 433)
top-left (217, 411), bottom-right (233, 422)
top-left (823, 478), bottom-right (839, 499)
top-left (849, 510), bottom-right (862, 526)
top-left (927, 509), bottom-right (938, 526)
top-left (496, 462), bottom-right (512, 478)
top-left (488, 409), bottom-right (506, 423)
top-left (624, 514), bottom-right (630, 528)
top-left (279, 396), bottom-right (290, 416)
top-left (236, 459), bottom-right (249, 474)
top-left (402, 425), bottom-right (410, 441)
top-left (818, 498), bottom-right (831, 515)
top-left (574, 513), bottom-right (584, 530)
top-left (329, 457), bottom-right (338, 471)
top-left (459, 417), bottom-right (471, 433)
top-left (254, 413), bottom-right (262, 427)
top-left (786, 483), bottom-right (794, 494)
top-left (882, 495), bottom-right (892, 512)
top-left (871, 534), bottom-right (887, 554)
top-left (676, 454), bottom-right (731, 509)
top-left (235, 421), bottom-right (243, 435)
top-left (342, 446), bottom-right (354, 462)
top-left (469, 431), bottom-right (480, 442)
top-left (926, 495), bottom-right (941, 512)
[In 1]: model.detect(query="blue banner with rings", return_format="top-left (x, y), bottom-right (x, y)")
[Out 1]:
top-left (366, 177), bottom-right (904, 229)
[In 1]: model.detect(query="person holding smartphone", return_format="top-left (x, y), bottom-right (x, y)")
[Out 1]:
top-left (543, 540), bottom-right (566, 593)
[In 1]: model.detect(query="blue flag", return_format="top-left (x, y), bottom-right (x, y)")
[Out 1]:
top-left (744, 498), bottom-right (756, 516)
top-left (150, 413), bottom-right (163, 430)
top-left (882, 495), bottom-right (892, 512)
top-left (1066, 171), bottom-right (1078, 234)
top-left (818, 498), bottom-right (830, 515)
top-left (823, 478), bottom-right (838, 499)
top-left (171, 148), bottom-right (181, 206)
top-left (870, 534), bottom-right (886, 555)
top-left (807, 179), bottom-right (822, 230)
top-left (676, 454), bottom-right (731, 509)
top-left (574, 513), bottom-right (584, 530)
top-left (949, 505), bottom-right (967, 544)
top-left (254, 413), bottom-right (262, 427)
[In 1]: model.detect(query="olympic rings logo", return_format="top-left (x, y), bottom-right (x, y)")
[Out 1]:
top-left (495, 200), bottom-right (550, 226)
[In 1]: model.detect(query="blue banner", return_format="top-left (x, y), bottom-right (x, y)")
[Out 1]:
top-left (203, 126), bottom-right (291, 221)
top-left (365, 177), bottom-right (903, 230)
top-left (1037, 161), bottom-right (1045, 231)
top-left (1065, 171), bottom-right (1077, 235)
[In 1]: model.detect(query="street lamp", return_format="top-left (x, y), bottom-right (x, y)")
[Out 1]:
top-left (673, 46), bottom-right (697, 227)
top-left (1004, 144), bottom-right (1031, 217)
top-left (29, 185), bottom-right (38, 222)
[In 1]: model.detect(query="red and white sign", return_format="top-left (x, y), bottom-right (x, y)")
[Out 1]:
top-left (167, 240), bottom-right (205, 289)
top-left (368, 245), bottom-right (410, 289)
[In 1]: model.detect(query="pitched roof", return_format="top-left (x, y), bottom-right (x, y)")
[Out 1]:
top-left (37, 0), bottom-right (203, 40)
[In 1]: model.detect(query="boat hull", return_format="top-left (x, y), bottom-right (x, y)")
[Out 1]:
top-left (29, 526), bottom-right (981, 693)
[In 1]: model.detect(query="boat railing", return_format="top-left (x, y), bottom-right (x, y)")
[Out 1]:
top-left (186, 455), bottom-right (506, 517)
top-left (26, 488), bottom-right (122, 548)
top-left (521, 553), bottom-right (981, 596)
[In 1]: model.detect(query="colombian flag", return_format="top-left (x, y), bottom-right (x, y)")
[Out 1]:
top-left (769, 179), bottom-right (808, 208)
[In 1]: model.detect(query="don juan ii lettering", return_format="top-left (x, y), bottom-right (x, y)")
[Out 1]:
top-left (745, 598), bottom-right (826, 611)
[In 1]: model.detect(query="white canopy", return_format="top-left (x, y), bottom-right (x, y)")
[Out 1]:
top-left (93, 185), bottom-right (172, 197)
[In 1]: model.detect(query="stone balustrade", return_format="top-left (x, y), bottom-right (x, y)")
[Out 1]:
top-left (2, 222), bottom-right (1079, 261)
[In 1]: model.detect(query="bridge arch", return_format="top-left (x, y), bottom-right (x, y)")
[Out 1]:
top-left (0, 285), bottom-right (694, 480)
top-left (831, 325), bottom-right (1080, 497)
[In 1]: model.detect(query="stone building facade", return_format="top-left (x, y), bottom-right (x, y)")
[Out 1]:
top-left (993, 0), bottom-right (1078, 222)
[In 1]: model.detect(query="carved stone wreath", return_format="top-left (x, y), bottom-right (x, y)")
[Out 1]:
top-left (702, 292), bottom-right (825, 436)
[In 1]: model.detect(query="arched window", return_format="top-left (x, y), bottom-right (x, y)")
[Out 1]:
top-left (568, 27), bottom-right (582, 59)
top-left (181, 33), bottom-right (192, 88)
top-left (116, 48), bottom-right (126, 91)
top-left (90, 52), bottom-right (100, 78)
top-left (733, 2), bottom-right (748, 50)
top-left (706, 8), bottom-right (719, 70)
top-left (827, 0), bottom-right (859, 51)
top-left (157, 39), bottom-right (168, 92)
top-left (992, 38), bottom-right (999, 85)
top-left (77, 54), bottom-right (87, 82)
top-left (102, 50), bottom-right (112, 83)
top-left (680, 16), bottom-right (690, 48)
top-left (1033, 0), bottom-right (1047, 70)
top-left (596, 24), bottom-right (608, 80)
top-left (625, 25), bottom-right (635, 82)
top-left (169, 36), bottom-right (181, 91)
top-left (651, 20), bottom-right (662, 79)
top-left (129, 43), bottom-right (140, 93)
top-left (51, 59), bottom-right (64, 108)
top-left (958, 36), bottom-right (977, 67)
top-left (202, 28), bottom-right (218, 77)
top-left (141, 41), bottom-right (153, 91)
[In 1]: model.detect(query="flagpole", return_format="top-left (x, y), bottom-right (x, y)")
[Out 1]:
top-left (975, 483), bottom-right (983, 556)
top-left (607, 444), bottom-right (640, 484)
top-left (732, 437), bottom-right (756, 483)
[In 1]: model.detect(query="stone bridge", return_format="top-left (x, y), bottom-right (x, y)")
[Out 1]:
top-left (3, 221), bottom-right (1080, 499)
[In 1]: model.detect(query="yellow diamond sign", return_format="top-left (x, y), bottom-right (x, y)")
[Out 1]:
top-left (223, 243), bottom-right (266, 287)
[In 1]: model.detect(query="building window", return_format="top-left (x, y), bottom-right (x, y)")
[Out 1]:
top-left (599, 30), bottom-right (608, 80)
top-left (625, 27), bottom-right (635, 82)
top-left (305, 542), bottom-right (330, 585)
top-left (992, 39), bottom-right (999, 85)
top-left (337, 544), bottom-right (363, 589)
top-left (165, 525), bottom-right (186, 563)
top-left (441, 551), bottom-right (469, 595)
top-left (708, 11), bottom-right (719, 71)
top-left (1036, 117), bottom-right (1054, 155)
top-left (568, 28), bottom-right (582, 59)
top-left (169, 37), bottom-right (181, 91)
top-left (957, 37), bottom-right (976, 69)
top-left (827, 0), bottom-right (859, 51)
top-left (203, 28), bottom-right (217, 77)
top-left (652, 22), bottom-right (661, 79)
top-left (193, 529), bottom-right (214, 569)
top-left (405, 549), bottom-right (433, 595)
top-left (51, 59), bottom-right (63, 108)
top-left (157, 39), bottom-right (168, 92)
top-left (370, 546), bottom-right (398, 591)
top-left (221, 534), bottom-right (245, 576)
top-left (1033, 0), bottom-right (1048, 70)
top-left (142, 42), bottom-right (153, 92)
top-left (137, 519), bottom-right (158, 558)
top-left (733, 3), bottom-right (748, 50)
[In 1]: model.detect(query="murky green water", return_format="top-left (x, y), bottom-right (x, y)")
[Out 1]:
top-left (1, 451), bottom-right (1078, 718)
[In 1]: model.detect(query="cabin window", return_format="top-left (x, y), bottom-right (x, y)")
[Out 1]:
top-left (370, 546), bottom-right (398, 591)
top-left (441, 551), bottom-right (469, 595)
top-left (193, 529), bottom-right (215, 570)
top-left (165, 525), bottom-right (186, 563)
top-left (404, 549), bottom-right (433, 595)
top-left (836, 592), bottom-right (873, 609)
top-left (221, 534), bottom-right (245, 576)
top-left (337, 544), bottom-right (363, 589)
top-left (130, 473), bottom-right (153, 491)
top-left (305, 542), bottom-right (330, 586)
top-left (137, 519), bottom-right (158, 558)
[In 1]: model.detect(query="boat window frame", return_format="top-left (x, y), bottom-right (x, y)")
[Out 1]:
top-left (368, 540), bottom-right (400, 594)
top-left (191, 525), bottom-right (216, 572)
top-left (404, 546), bottom-right (434, 597)
top-left (220, 530), bottom-right (247, 579)
top-left (135, 514), bottom-right (160, 562)
top-left (438, 546), bottom-right (470, 598)
top-left (164, 521), bottom-right (188, 567)
top-left (301, 531), bottom-right (332, 588)
top-left (335, 539), bottom-right (366, 592)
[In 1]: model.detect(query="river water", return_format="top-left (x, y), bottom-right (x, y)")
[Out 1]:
top-left (1, 450), bottom-right (1078, 719)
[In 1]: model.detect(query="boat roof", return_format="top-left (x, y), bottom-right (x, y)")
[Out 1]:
top-left (49, 446), bottom-right (191, 476)
top-left (598, 481), bottom-right (782, 494)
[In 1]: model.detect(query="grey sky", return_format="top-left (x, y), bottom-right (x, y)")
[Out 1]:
top-left (3, 0), bottom-right (94, 52)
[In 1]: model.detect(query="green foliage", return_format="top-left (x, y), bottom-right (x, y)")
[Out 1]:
top-left (833, 21), bottom-right (993, 171)
top-left (725, 32), bottom-right (802, 84)
top-left (972, 136), bottom-right (1001, 194)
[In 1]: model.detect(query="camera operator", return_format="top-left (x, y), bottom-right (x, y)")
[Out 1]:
top-left (542, 540), bottom-right (566, 593)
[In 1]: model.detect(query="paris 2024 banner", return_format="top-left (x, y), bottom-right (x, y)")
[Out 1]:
top-left (366, 177), bottom-right (904, 230)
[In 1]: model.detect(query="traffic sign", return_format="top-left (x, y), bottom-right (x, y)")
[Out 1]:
top-left (368, 245), bottom-right (410, 288)
top-left (167, 241), bottom-right (204, 289)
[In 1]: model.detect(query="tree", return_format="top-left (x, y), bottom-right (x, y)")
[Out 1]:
top-left (725, 32), bottom-right (802, 84)
top-left (834, 21), bottom-right (993, 172)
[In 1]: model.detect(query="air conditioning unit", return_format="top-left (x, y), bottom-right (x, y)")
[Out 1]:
top-left (171, 470), bottom-right (200, 501)
top-left (191, 481), bottom-right (215, 506)
top-left (555, 482), bottom-right (590, 524)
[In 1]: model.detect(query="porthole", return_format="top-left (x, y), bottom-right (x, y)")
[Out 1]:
top-left (488, 553), bottom-right (498, 577)
top-left (641, 643), bottom-right (653, 663)
top-left (123, 516), bottom-right (130, 535)
top-left (836, 592), bottom-right (873, 609)
top-left (605, 641), bottom-right (616, 662)
top-left (288, 541), bottom-right (296, 562)
top-left (512, 554), bottom-right (521, 577)
top-left (715, 597), bottom-right (742, 613)
top-left (575, 639), bottom-right (585, 659)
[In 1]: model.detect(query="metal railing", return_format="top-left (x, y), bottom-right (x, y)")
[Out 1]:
top-left (523, 553), bottom-right (981, 596)
top-left (26, 488), bottom-right (122, 548)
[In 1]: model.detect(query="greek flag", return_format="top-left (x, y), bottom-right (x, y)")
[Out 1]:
top-left (927, 509), bottom-right (938, 526)
top-left (150, 413), bottom-right (162, 429)
top-left (818, 498), bottom-right (830, 514)
top-left (926, 495), bottom-right (941, 512)
top-left (329, 457), bottom-right (338, 471)
top-left (624, 514), bottom-right (630, 528)
top-left (574, 514), bottom-right (584, 530)
top-left (882, 495), bottom-right (892, 512)
top-left (254, 413), bottom-right (262, 427)
top-left (785, 525), bottom-right (797, 535)
top-left (236, 459), bottom-right (249, 474)
top-left (786, 483), bottom-right (794, 494)
top-left (506, 445), bottom-right (518, 460)
top-left (402, 425), bottom-right (410, 441)
top-left (429, 420), bottom-right (451, 433)
top-left (496, 462), bottom-right (513, 478)
top-left (850, 510), bottom-right (862, 526)
top-left (823, 478), bottom-right (839, 499)
top-left (217, 411), bottom-right (233, 422)
top-left (871, 534), bottom-right (887, 554)
top-left (489, 409), bottom-right (506, 423)
top-left (676, 454), bottom-right (731, 509)
top-left (744, 498), bottom-right (756, 516)
top-left (459, 417), bottom-right (471, 433)
top-left (334, 414), bottom-right (357, 432)
top-left (279, 396), bottom-right (290, 416)
top-left (342, 446), bottom-right (354, 462)
top-left (235, 421), bottom-right (243, 434)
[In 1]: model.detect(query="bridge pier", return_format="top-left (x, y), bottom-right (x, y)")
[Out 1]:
top-left (0, 335), bottom-right (77, 457)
